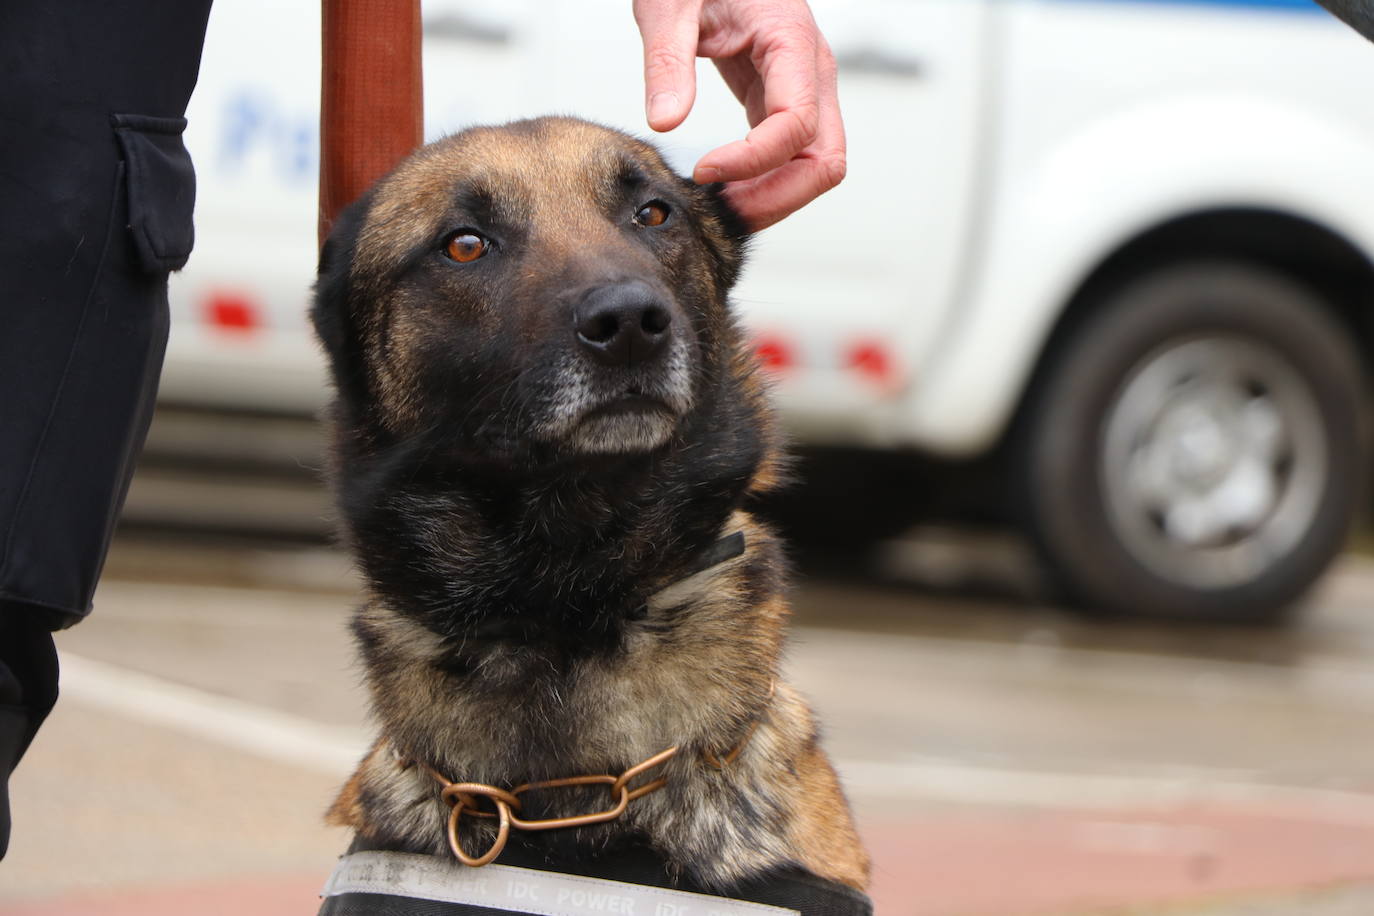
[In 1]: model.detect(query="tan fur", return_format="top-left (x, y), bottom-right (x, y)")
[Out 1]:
top-left (787, 746), bottom-right (870, 889)
top-left (738, 357), bottom-right (790, 494)
top-left (326, 741), bottom-right (379, 828)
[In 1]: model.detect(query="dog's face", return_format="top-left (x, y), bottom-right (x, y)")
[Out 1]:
top-left (314, 117), bottom-right (749, 464)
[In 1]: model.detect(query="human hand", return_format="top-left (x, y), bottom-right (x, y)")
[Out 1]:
top-left (633, 0), bottom-right (846, 231)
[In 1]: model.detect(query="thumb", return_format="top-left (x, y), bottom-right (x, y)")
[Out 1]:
top-left (633, 0), bottom-right (701, 132)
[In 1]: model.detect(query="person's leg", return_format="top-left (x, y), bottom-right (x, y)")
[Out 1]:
top-left (0, 0), bottom-right (214, 857)
top-left (0, 616), bottom-right (59, 858)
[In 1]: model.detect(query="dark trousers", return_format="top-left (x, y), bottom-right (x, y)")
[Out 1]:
top-left (0, 0), bottom-right (213, 857)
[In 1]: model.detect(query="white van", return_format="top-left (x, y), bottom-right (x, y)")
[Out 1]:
top-left (167, 0), bottom-right (1374, 621)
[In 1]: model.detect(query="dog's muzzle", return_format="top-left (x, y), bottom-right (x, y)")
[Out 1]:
top-left (533, 281), bottom-right (694, 454)
top-left (574, 280), bottom-right (674, 369)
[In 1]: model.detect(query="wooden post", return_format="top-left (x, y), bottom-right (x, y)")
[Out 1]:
top-left (318, 0), bottom-right (424, 247)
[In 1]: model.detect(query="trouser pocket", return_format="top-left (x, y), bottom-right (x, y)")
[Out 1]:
top-left (112, 113), bottom-right (196, 272)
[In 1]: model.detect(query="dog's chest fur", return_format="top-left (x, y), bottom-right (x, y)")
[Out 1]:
top-left (328, 508), bottom-right (859, 890)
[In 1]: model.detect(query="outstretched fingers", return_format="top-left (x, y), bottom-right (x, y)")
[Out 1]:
top-left (636, 0), bottom-right (847, 228)
top-left (635, 0), bottom-right (703, 132)
top-left (718, 106), bottom-right (845, 229)
top-left (711, 34), bottom-right (844, 229)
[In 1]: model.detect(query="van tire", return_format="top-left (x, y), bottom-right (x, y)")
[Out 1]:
top-left (1020, 260), bottom-right (1363, 622)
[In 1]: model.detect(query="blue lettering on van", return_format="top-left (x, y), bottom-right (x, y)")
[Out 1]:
top-left (219, 90), bottom-right (319, 186)
top-left (1051, 0), bottom-right (1324, 13)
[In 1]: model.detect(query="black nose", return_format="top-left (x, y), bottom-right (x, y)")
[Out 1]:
top-left (574, 282), bottom-right (673, 368)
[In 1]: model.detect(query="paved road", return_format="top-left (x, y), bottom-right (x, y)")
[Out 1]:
top-left (3, 533), bottom-right (1374, 915)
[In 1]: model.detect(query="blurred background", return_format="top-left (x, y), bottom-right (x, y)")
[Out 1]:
top-left (6, 0), bottom-right (1374, 914)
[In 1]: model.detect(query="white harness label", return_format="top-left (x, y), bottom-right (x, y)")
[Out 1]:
top-left (322, 851), bottom-right (800, 916)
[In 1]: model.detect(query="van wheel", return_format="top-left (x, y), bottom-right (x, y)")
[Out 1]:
top-left (1021, 261), bottom-right (1364, 622)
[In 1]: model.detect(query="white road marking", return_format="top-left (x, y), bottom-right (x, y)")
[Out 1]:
top-left (796, 623), bottom-right (1374, 703)
top-left (59, 651), bottom-right (1374, 824)
top-left (59, 652), bottom-right (367, 774)
top-left (835, 759), bottom-right (1374, 826)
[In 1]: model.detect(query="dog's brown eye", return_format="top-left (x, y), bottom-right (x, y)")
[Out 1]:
top-left (634, 201), bottom-right (670, 228)
top-left (444, 232), bottom-right (488, 263)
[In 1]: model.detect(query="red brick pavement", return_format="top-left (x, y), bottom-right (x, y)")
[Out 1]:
top-left (0, 874), bottom-right (325, 916)
top-left (862, 802), bottom-right (1374, 915)
top-left (7, 802), bottom-right (1374, 916)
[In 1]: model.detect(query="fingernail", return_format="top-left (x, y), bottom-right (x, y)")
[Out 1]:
top-left (648, 91), bottom-right (680, 127)
top-left (694, 165), bottom-right (722, 184)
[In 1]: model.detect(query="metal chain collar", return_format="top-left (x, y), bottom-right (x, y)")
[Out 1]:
top-left (419, 746), bottom-right (679, 867)
top-left (410, 680), bottom-right (774, 867)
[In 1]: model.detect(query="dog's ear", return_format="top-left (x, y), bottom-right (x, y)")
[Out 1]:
top-left (689, 180), bottom-right (752, 292)
top-left (312, 191), bottom-right (374, 406)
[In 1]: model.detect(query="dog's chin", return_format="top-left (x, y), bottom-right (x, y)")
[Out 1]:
top-left (568, 403), bottom-right (677, 455)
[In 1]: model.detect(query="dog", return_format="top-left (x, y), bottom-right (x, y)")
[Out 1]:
top-left (312, 116), bottom-right (870, 905)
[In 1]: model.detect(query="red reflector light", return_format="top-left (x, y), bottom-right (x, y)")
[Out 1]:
top-left (753, 336), bottom-right (793, 372)
top-left (206, 292), bottom-right (260, 334)
top-left (846, 340), bottom-right (894, 385)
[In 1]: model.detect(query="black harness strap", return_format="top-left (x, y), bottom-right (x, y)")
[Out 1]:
top-left (318, 837), bottom-right (872, 916)
top-left (677, 530), bottom-right (746, 580)
top-left (473, 531), bottom-right (747, 638)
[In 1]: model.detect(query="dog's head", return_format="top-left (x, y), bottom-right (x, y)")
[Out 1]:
top-left (313, 117), bottom-right (751, 465)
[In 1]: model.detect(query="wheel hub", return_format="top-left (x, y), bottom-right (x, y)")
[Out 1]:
top-left (1102, 337), bottom-right (1324, 589)
top-left (1161, 398), bottom-right (1232, 481)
